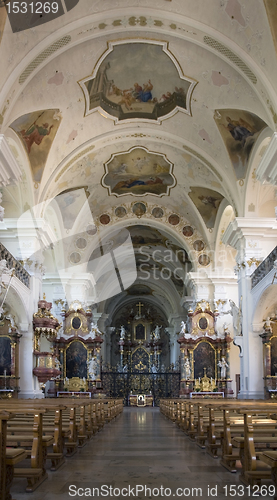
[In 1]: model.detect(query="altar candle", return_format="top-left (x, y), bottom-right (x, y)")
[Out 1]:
top-left (4, 369), bottom-right (6, 378)
top-left (198, 377), bottom-right (200, 383)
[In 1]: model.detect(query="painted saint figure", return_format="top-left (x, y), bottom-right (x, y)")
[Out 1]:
top-left (20, 122), bottom-right (53, 153)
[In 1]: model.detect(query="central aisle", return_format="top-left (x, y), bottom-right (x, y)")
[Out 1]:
top-left (12, 407), bottom-right (273, 500)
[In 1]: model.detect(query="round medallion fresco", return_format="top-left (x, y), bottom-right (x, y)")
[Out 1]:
top-left (132, 202), bottom-right (147, 217)
top-left (152, 207), bottom-right (164, 218)
top-left (86, 225), bottom-right (97, 236)
top-left (182, 226), bottom-right (194, 237)
top-left (168, 214), bottom-right (180, 225)
top-left (198, 254), bottom-right (210, 266)
top-left (76, 237), bottom-right (87, 250)
top-left (193, 240), bottom-right (205, 252)
top-left (115, 206), bottom-right (127, 218)
top-left (70, 252), bottom-right (81, 264)
top-left (99, 214), bottom-right (111, 225)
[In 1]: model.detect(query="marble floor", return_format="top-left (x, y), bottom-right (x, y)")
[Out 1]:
top-left (11, 407), bottom-right (275, 500)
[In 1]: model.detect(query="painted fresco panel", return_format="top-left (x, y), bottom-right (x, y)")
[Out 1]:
top-left (80, 42), bottom-right (196, 121)
top-left (102, 147), bottom-right (175, 197)
top-left (10, 109), bottom-right (61, 183)
top-left (214, 109), bottom-right (267, 179)
top-left (189, 187), bottom-right (224, 229)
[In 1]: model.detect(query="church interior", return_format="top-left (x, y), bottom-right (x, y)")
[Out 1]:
top-left (0, 0), bottom-right (277, 497)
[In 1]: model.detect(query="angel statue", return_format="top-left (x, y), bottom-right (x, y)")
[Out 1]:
top-left (218, 357), bottom-right (228, 379)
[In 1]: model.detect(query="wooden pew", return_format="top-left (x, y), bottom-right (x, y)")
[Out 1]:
top-left (231, 407), bottom-right (277, 486)
top-left (5, 408), bottom-right (51, 492)
top-left (259, 451), bottom-right (277, 500)
top-left (0, 411), bottom-right (27, 500)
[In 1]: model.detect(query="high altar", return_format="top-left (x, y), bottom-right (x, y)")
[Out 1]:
top-left (178, 301), bottom-right (233, 398)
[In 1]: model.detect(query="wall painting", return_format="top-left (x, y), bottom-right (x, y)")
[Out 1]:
top-left (214, 109), bottom-right (267, 179)
top-left (102, 147), bottom-right (176, 197)
top-left (79, 41), bottom-right (197, 122)
top-left (10, 109), bottom-right (61, 183)
top-left (188, 187), bottom-right (224, 229)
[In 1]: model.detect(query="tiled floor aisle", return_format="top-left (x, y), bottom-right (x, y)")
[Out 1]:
top-left (11, 408), bottom-right (275, 500)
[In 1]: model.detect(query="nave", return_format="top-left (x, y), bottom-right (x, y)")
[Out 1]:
top-left (10, 408), bottom-right (273, 500)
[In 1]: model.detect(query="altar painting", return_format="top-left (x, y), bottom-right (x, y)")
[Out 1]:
top-left (214, 109), bottom-right (267, 179)
top-left (271, 337), bottom-right (277, 376)
top-left (10, 109), bottom-right (61, 183)
top-left (66, 341), bottom-right (87, 379)
top-left (102, 147), bottom-right (175, 197)
top-left (0, 337), bottom-right (11, 376)
top-left (80, 42), bottom-right (197, 121)
top-left (193, 341), bottom-right (215, 379)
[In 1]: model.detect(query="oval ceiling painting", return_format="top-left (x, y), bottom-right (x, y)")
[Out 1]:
top-left (79, 40), bottom-right (197, 123)
top-left (102, 146), bottom-right (176, 197)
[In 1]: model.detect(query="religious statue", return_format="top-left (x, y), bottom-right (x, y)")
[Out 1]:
top-left (120, 325), bottom-right (126, 340)
top-left (88, 356), bottom-right (97, 380)
top-left (54, 356), bottom-right (61, 371)
top-left (218, 357), bottom-right (228, 379)
top-left (180, 321), bottom-right (186, 334)
top-left (184, 358), bottom-right (191, 380)
top-left (223, 298), bottom-right (242, 336)
top-left (153, 325), bottom-right (161, 340)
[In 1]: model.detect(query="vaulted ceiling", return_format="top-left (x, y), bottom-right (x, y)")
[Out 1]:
top-left (0, 0), bottom-right (276, 319)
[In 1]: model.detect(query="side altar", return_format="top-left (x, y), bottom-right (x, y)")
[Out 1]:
top-left (32, 299), bottom-right (104, 397)
top-left (178, 301), bottom-right (233, 398)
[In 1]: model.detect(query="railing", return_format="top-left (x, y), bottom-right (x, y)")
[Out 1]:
top-left (251, 245), bottom-right (277, 289)
top-left (0, 242), bottom-right (30, 288)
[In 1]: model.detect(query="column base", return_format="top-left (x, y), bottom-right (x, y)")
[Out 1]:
top-left (237, 390), bottom-right (265, 399)
top-left (19, 390), bottom-right (44, 399)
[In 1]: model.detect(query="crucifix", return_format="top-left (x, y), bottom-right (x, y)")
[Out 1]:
top-left (136, 302), bottom-right (144, 317)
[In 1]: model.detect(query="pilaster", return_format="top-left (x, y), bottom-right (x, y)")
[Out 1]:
top-left (221, 217), bottom-right (276, 399)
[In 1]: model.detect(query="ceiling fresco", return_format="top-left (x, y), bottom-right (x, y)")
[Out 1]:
top-left (102, 146), bottom-right (176, 197)
top-left (10, 109), bottom-right (62, 183)
top-left (214, 109), bottom-right (267, 180)
top-left (188, 187), bottom-right (224, 229)
top-left (264, 0), bottom-right (277, 54)
top-left (79, 41), bottom-right (197, 122)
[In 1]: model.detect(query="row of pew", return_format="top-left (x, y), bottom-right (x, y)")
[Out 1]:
top-left (160, 398), bottom-right (277, 498)
top-left (0, 397), bottom-right (123, 500)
